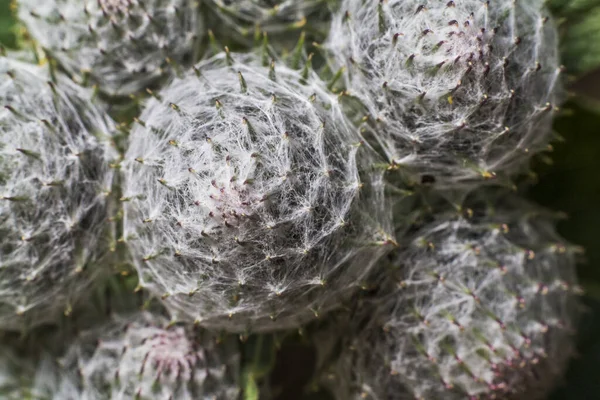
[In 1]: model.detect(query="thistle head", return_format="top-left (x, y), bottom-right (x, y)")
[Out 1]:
top-left (122, 52), bottom-right (394, 332)
top-left (0, 56), bottom-right (116, 330)
top-left (321, 192), bottom-right (581, 400)
top-left (326, 0), bottom-right (563, 187)
top-left (18, 0), bottom-right (202, 96)
top-left (59, 311), bottom-right (241, 399)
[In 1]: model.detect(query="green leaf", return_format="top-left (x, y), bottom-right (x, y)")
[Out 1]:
top-left (548, 0), bottom-right (600, 18)
top-left (548, 0), bottom-right (600, 76)
top-left (243, 372), bottom-right (260, 400)
top-left (244, 335), bottom-right (278, 377)
top-left (241, 335), bottom-right (278, 399)
top-left (0, 0), bottom-right (17, 48)
top-left (559, 8), bottom-right (600, 76)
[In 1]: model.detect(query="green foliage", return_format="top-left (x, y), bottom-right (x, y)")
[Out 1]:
top-left (549, 0), bottom-right (600, 76)
top-left (561, 11), bottom-right (600, 76)
top-left (549, 0), bottom-right (600, 18)
top-left (242, 335), bottom-right (277, 400)
top-left (0, 0), bottom-right (16, 48)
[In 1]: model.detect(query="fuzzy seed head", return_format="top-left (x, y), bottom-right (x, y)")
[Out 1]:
top-left (18, 0), bottom-right (202, 96)
top-left (326, 0), bottom-right (563, 187)
top-left (122, 53), bottom-right (393, 332)
top-left (60, 311), bottom-right (241, 399)
top-left (324, 195), bottom-right (580, 400)
top-left (0, 57), bottom-right (116, 330)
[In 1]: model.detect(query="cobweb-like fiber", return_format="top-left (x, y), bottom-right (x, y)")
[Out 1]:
top-left (57, 311), bottom-right (241, 400)
top-left (0, 57), bottom-right (116, 331)
top-left (322, 194), bottom-right (580, 400)
top-left (325, 0), bottom-right (563, 187)
top-left (18, 0), bottom-right (202, 96)
top-left (122, 53), bottom-right (394, 332)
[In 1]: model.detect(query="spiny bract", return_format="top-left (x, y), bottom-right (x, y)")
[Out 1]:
top-left (325, 0), bottom-right (563, 187)
top-left (322, 194), bottom-right (580, 400)
top-left (18, 0), bottom-right (202, 96)
top-left (58, 311), bottom-right (241, 400)
top-left (121, 53), bottom-right (394, 333)
top-left (0, 56), bottom-right (116, 330)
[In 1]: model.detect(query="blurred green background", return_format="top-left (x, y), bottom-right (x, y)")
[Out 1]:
top-left (2, 1), bottom-right (600, 398)
top-left (0, 0), bottom-right (15, 49)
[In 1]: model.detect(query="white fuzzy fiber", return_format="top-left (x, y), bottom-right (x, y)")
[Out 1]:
top-left (57, 311), bottom-right (241, 400)
top-left (18, 0), bottom-right (202, 96)
top-left (0, 57), bottom-right (116, 330)
top-left (323, 194), bottom-right (580, 400)
top-left (325, 0), bottom-right (563, 188)
top-left (122, 53), bottom-right (394, 332)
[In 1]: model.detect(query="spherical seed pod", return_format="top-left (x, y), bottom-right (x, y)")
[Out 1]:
top-left (59, 311), bottom-right (241, 400)
top-left (325, 0), bottom-right (563, 188)
top-left (18, 0), bottom-right (202, 97)
top-left (321, 194), bottom-right (581, 400)
top-left (0, 57), bottom-right (116, 331)
top-left (121, 53), bottom-right (394, 333)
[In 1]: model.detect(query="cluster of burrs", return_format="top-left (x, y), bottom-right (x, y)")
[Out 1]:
top-left (0, 0), bottom-right (582, 399)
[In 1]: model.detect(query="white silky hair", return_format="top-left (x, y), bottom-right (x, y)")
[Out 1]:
top-left (56, 311), bottom-right (241, 400)
top-left (325, 0), bottom-right (563, 188)
top-left (322, 195), bottom-right (580, 400)
top-left (18, 0), bottom-right (202, 96)
top-left (0, 57), bottom-right (116, 330)
top-left (122, 52), bottom-right (394, 333)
